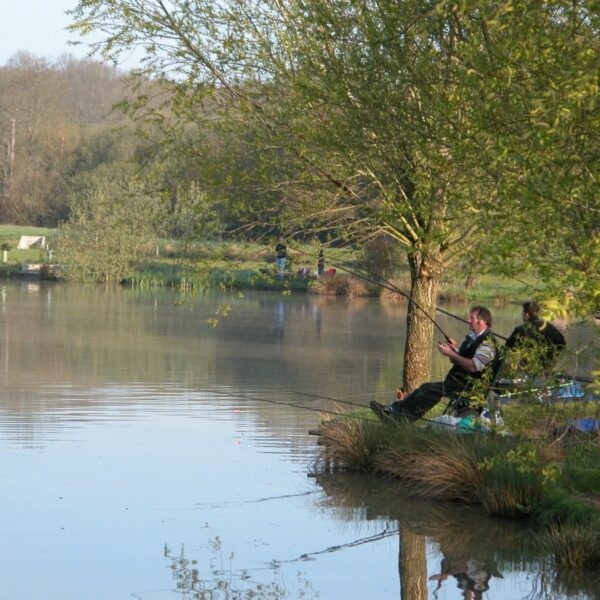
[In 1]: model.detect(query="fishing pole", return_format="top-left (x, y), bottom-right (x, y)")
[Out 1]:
top-left (202, 387), bottom-right (492, 432)
top-left (204, 387), bottom-right (342, 416)
top-left (246, 385), bottom-right (378, 409)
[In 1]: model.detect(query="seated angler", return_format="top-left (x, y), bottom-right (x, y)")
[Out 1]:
top-left (503, 301), bottom-right (566, 375)
top-left (371, 306), bottom-right (498, 421)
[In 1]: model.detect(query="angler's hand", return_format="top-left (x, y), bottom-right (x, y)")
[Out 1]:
top-left (437, 341), bottom-right (456, 357)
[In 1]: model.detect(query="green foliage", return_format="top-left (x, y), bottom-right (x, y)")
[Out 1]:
top-left (55, 172), bottom-right (156, 283)
top-left (561, 443), bottom-right (600, 495)
top-left (67, 0), bottom-right (600, 395)
top-left (478, 443), bottom-right (551, 509)
top-left (500, 336), bottom-right (565, 381)
top-left (500, 393), bottom-right (600, 441)
top-left (0, 54), bottom-right (131, 225)
top-left (153, 181), bottom-right (221, 240)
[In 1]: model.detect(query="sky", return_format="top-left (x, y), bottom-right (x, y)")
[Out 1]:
top-left (1, 0), bottom-right (104, 66)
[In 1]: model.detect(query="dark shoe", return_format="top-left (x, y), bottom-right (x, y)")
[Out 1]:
top-left (370, 400), bottom-right (393, 421)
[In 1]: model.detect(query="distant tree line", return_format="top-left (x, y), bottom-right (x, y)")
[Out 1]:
top-left (0, 51), bottom-right (285, 240)
top-left (0, 52), bottom-right (132, 224)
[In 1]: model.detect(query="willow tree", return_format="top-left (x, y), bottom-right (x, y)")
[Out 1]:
top-left (69, 0), bottom-right (600, 389)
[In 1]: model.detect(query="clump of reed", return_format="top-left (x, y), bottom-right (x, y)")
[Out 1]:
top-left (309, 275), bottom-right (371, 297)
top-left (317, 417), bottom-right (574, 516)
top-left (317, 412), bottom-right (392, 471)
top-left (374, 429), bottom-right (483, 504)
top-left (318, 408), bottom-right (600, 570)
top-left (475, 469), bottom-right (545, 517)
top-left (319, 418), bottom-right (490, 505)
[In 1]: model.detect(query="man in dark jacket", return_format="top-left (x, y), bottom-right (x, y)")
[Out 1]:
top-left (504, 301), bottom-right (566, 373)
top-left (371, 306), bottom-right (498, 421)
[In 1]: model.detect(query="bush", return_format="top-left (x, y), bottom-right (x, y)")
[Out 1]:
top-left (56, 174), bottom-right (156, 283)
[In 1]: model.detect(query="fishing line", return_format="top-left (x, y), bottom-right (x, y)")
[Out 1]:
top-left (245, 385), bottom-right (377, 409)
top-left (275, 526), bottom-right (400, 564)
top-left (204, 387), bottom-right (341, 416)
top-left (193, 491), bottom-right (316, 510)
top-left (293, 246), bottom-right (455, 342)
top-left (200, 386), bottom-right (489, 432)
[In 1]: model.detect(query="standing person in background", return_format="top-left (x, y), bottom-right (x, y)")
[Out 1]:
top-left (317, 249), bottom-right (325, 276)
top-left (275, 240), bottom-right (287, 279)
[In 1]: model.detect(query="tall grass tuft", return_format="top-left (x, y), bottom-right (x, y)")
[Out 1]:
top-left (374, 430), bottom-right (483, 503)
top-left (475, 442), bottom-right (547, 517)
top-left (318, 413), bottom-right (390, 471)
top-left (475, 478), bottom-right (543, 517)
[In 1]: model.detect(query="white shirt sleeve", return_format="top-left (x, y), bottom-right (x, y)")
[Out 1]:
top-left (472, 341), bottom-right (496, 372)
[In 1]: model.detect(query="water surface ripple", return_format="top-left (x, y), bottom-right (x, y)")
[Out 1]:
top-left (0, 282), bottom-right (597, 599)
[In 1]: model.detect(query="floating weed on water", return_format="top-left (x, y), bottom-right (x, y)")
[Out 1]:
top-left (163, 537), bottom-right (302, 599)
top-left (206, 304), bottom-right (233, 328)
top-left (216, 304), bottom-right (232, 317)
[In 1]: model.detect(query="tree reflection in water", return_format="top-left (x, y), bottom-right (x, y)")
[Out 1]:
top-left (314, 473), bottom-right (600, 600)
top-left (399, 528), bottom-right (427, 600)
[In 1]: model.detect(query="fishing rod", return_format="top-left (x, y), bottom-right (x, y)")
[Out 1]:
top-left (285, 247), bottom-right (599, 393)
top-left (201, 387), bottom-right (492, 432)
top-left (329, 251), bottom-right (511, 343)
top-left (245, 384), bottom-right (379, 409)
top-left (204, 387), bottom-right (342, 416)
top-left (293, 245), bottom-right (540, 345)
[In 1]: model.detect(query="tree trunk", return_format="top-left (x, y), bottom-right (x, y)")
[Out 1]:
top-left (402, 252), bottom-right (441, 392)
top-left (399, 528), bottom-right (428, 600)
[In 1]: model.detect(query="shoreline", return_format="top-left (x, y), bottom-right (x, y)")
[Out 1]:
top-left (315, 410), bottom-right (600, 572)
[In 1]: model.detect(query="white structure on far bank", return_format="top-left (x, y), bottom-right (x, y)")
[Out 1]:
top-left (17, 236), bottom-right (47, 249)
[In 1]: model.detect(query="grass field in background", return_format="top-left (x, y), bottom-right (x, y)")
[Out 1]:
top-left (0, 224), bottom-right (540, 302)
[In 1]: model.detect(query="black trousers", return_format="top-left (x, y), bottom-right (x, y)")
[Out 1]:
top-left (390, 380), bottom-right (466, 421)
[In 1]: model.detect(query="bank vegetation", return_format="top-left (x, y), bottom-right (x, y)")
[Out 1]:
top-left (317, 400), bottom-right (600, 571)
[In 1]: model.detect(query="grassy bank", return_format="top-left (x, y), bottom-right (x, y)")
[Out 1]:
top-left (0, 224), bottom-right (538, 302)
top-left (317, 408), bottom-right (600, 571)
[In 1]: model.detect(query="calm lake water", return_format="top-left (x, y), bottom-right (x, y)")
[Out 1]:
top-left (0, 280), bottom-right (598, 600)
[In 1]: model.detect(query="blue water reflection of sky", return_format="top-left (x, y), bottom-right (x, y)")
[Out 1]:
top-left (0, 283), bottom-right (597, 599)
